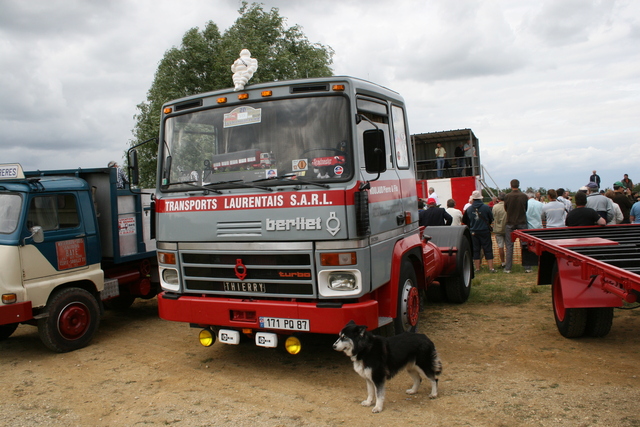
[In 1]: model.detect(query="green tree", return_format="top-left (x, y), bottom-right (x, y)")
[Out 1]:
top-left (130, 2), bottom-right (334, 187)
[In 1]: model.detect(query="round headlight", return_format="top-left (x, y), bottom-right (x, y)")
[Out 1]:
top-left (285, 336), bottom-right (302, 354)
top-left (199, 329), bottom-right (215, 347)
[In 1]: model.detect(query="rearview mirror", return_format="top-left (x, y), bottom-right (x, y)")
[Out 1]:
top-left (363, 129), bottom-right (386, 174)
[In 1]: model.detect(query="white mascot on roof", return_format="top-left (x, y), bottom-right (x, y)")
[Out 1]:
top-left (231, 49), bottom-right (258, 91)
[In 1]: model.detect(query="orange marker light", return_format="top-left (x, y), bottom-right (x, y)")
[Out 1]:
top-left (332, 84), bottom-right (346, 91)
top-left (158, 252), bottom-right (176, 265)
top-left (238, 93), bottom-right (249, 100)
top-left (217, 97), bottom-right (228, 104)
top-left (163, 107), bottom-right (173, 114)
top-left (261, 90), bottom-right (272, 97)
top-left (320, 252), bottom-right (356, 266)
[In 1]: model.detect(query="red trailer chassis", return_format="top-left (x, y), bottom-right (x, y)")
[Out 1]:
top-left (514, 224), bottom-right (640, 338)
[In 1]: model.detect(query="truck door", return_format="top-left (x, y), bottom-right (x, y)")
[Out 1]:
top-left (356, 97), bottom-right (404, 291)
top-left (21, 193), bottom-right (96, 282)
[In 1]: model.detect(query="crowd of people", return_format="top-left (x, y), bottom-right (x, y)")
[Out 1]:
top-left (418, 173), bottom-right (640, 273)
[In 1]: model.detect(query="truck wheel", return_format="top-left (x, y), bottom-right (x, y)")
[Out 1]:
top-left (552, 266), bottom-right (586, 338)
top-left (38, 287), bottom-right (101, 353)
top-left (394, 261), bottom-right (420, 334)
top-left (442, 237), bottom-right (473, 303)
top-left (585, 307), bottom-right (614, 337)
top-left (0, 323), bottom-right (19, 340)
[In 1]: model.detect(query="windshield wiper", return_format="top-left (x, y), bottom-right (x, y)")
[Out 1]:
top-left (203, 180), bottom-right (273, 192)
top-left (163, 181), bottom-right (222, 194)
top-left (252, 174), bottom-right (330, 189)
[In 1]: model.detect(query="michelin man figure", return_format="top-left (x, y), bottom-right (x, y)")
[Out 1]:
top-left (231, 49), bottom-right (258, 91)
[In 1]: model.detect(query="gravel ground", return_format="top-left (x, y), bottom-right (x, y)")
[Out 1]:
top-left (1, 284), bottom-right (639, 426)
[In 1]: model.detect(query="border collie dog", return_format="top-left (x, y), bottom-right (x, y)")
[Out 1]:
top-left (333, 321), bottom-right (442, 413)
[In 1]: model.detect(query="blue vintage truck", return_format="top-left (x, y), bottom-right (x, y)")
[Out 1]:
top-left (0, 164), bottom-right (158, 352)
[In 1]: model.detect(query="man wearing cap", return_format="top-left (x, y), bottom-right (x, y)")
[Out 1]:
top-left (503, 179), bottom-right (530, 273)
top-left (419, 197), bottom-right (453, 227)
top-left (613, 181), bottom-right (633, 224)
top-left (462, 190), bottom-right (495, 272)
top-left (585, 182), bottom-right (613, 223)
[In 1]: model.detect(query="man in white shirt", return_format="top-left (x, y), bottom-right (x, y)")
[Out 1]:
top-left (445, 199), bottom-right (463, 226)
top-left (541, 189), bottom-right (566, 227)
top-left (428, 187), bottom-right (439, 206)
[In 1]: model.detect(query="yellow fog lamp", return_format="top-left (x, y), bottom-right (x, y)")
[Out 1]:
top-left (199, 328), bottom-right (215, 347)
top-left (285, 336), bottom-right (302, 355)
top-left (2, 293), bottom-right (17, 304)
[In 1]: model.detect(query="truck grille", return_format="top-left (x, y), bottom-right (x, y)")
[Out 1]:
top-left (181, 251), bottom-right (315, 297)
top-left (216, 220), bottom-right (262, 237)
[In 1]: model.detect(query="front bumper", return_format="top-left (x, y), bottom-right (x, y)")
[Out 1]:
top-left (157, 292), bottom-right (380, 334)
top-left (0, 301), bottom-right (33, 325)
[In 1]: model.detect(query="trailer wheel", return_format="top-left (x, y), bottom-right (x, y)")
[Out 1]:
top-left (38, 287), bottom-right (100, 353)
top-left (442, 237), bottom-right (473, 303)
top-left (585, 307), bottom-right (614, 337)
top-left (0, 323), bottom-right (19, 341)
top-left (394, 261), bottom-right (420, 334)
top-left (552, 266), bottom-right (586, 338)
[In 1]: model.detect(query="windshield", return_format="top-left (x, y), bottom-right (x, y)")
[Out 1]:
top-left (0, 193), bottom-right (23, 234)
top-left (161, 96), bottom-right (351, 190)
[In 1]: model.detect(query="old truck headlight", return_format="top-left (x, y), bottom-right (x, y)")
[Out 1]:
top-left (328, 272), bottom-right (358, 291)
top-left (161, 268), bottom-right (180, 292)
top-left (319, 269), bottom-right (362, 297)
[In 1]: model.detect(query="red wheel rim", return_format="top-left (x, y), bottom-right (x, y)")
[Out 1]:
top-left (57, 302), bottom-right (90, 340)
top-left (553, 275), bottom-right (565, 321)
top-left (407, 287), bottom-right (420, 327)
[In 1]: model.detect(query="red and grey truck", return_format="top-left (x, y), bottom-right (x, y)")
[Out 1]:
top-left (149, 76), bottom-right (473, 353)
top-left (515, 225), bottom-right (640, 338)
top-left (0, 164), bottom-right (158, 352)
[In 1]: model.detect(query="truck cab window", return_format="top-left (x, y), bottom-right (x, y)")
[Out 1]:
top-left (27, 194), bottom-right (80, 231)
top-left (391, 105), bottom-right (409, 169)
top-left (0, 193), bottom-right (22, 234)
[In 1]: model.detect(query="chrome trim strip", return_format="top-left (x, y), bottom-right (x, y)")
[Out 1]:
top-left (178, 241), bottom-right (313, 251)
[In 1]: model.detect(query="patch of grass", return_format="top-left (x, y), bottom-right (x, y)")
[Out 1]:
top-left (468, 270), bottom-right (537, 305)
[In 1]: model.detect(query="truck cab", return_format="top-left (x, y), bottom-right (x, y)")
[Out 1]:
top-left (0, 164), bottom-right (157, 352)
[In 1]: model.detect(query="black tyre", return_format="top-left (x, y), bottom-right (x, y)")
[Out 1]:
top-left (585, 307), bottom-right (614, 337)
top-left (442, 237), bottom-right (473, 303)
top-left (38, 287), bottom-right (101, 353)
top-left (103, 294), bottom-right (136, 311)
top-left (552, 265), bottom-right (586, 338)
top-left (0, 323), bottom-right (19, 340)
top-left (393, 260), bottom-right (420, 334)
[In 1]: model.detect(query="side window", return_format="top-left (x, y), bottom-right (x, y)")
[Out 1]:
top-left (27, 194), bottom-right (80, 231)
top-left (356, 98), bottom-right (392, 169)
top-left (392, 105), bottom-right (409, 169)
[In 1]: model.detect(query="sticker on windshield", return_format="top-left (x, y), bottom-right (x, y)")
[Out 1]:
top-left (292, 159), bottom-right (308, 171)
top-left (223, 106), bottom-right (262, 128)
top-left (265, 169), bottom-right (278, 179)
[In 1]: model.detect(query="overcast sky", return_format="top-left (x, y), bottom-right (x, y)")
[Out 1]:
top-left (1, 0), bottom-right (638, 191)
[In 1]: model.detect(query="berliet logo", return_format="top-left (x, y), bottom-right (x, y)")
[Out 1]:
top-left (265, 212), bottom-right (341, 236)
